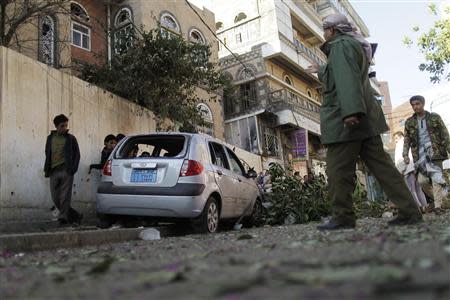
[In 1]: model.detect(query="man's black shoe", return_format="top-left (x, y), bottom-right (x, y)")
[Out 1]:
top-left (72, 213), bottom-right (83, 226)
top-left (58, 218), bottom-right (69, 226)
top-left (388, 216), bottom-right (423, 226)
top-left (317, 220), bottom-right (355, 231)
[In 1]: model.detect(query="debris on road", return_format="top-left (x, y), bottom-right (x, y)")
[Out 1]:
top-left (139, 228), bottom-right (161, 241)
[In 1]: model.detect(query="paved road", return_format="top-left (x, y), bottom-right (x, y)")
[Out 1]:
top-left (1, 213), bottom-right (450, 300)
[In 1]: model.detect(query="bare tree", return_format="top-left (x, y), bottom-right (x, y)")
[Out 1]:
top-left (0, 0), bottom-right (71, 47)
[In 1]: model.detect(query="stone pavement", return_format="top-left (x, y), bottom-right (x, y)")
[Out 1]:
top-left (1, 213), bottom-right (449, 300)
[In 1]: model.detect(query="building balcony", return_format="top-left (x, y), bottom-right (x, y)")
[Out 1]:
top-left (291, 1), bottom-right (324, 35)
top-left (268, 88), bottom-right (321, 134)
top-left (293, 38), bottom-right (326, 65)
top-left (314, 0), bottom-right (369, 37)
top-left (269, 34), bottom-right (324, 83)
top-left (282, 0), bottom-right (324, 43)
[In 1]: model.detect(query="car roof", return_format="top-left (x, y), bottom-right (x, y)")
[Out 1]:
top-left (120, 132), bottom-right (225, 144)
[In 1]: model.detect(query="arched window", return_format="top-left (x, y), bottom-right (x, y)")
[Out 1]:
top-left (189, 28), bottom-right (205, 44)
top-left (197, 103), bottom-right (214, 136)
top-left (39, 16), bottom-right (55, 66)
top-left (284, 74), bottom-right (293, 85)
top-left (237, 67), bottom-right (255, 81)
top-left (71, 2), bottom-right (89, 22)
top-left (234, 12), bottom-right (247, 23)
top-left (115, 7), bottom-right (132, 27)
top-left (114, 7), bottom-right (134, 54)
top-left (70, 2), bottom-right (90, 50)
top-left (197, 103), bottom-right (213, 122)
top-left (307, 89), bottom-right (312, 98)
top-left (161, 12), bottom-right (180, 35)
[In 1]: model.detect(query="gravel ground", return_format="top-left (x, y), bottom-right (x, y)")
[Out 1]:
top-left (1, 213), bottom-right (450, 300)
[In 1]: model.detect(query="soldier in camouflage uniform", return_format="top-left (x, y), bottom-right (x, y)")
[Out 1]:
top-left (403, 95), bottom-right (450, 214)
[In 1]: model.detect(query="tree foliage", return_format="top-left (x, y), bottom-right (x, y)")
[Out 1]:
top-left (261, 163), bottom-right (388, 226)
top-left (404, 4), bottom-right (450, 83)
top-left (81, 26), bottom-right (232, 130)
top-left (262, 163), bottom-right (331, 225)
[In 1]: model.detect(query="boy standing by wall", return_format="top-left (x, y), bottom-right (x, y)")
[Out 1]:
top-left (44, 114), bottom-right (82, 225)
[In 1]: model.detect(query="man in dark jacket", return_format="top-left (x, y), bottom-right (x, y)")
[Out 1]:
top-left (307, 14), bottom-right (421, 230)
top-left (44, 114), bottom-right (82, 225)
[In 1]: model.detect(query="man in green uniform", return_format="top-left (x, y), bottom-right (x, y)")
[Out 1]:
top-left (307, 14), bottom-right (421, 230)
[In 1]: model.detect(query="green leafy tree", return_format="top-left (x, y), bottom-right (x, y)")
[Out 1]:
top-left (81, 25), bottom-right (232, 130)
top-left (404, 4), bottom-right (450, 83)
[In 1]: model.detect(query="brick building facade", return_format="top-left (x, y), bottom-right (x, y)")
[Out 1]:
top-left (5, 0), bottom-right (225, 138)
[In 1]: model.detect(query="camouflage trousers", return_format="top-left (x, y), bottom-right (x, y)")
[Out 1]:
top-left (417, 160), bottom-right (446, 209)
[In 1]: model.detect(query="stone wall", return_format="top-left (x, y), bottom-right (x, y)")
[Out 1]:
top-left (0, 47), bottom-right (157, 224)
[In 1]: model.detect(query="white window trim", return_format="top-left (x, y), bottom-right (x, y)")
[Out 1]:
top-left (71, 21), bottom-right (91, 51)
top-left (284, 74), bottom-right (292, 85)
top-left (189, 28), bottom-right (206, 44)
top-left (160, 12), bottom-right (180, 34)
top-left (115, 7), bottom-right (133, 27)
top-left (70, 1), bottom-right (90, 22)
top-left (197, 103), bottom-right (213, 122)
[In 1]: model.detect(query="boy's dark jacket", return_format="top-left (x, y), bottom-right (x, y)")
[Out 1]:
top-left (44, 131), bottom-right (80, 177)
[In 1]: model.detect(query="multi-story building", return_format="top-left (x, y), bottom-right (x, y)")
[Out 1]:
top-left (4, 0), bottom-right (225, 139)
top-left (6, 0), bottom-right (109, 68)
top-left (375, 81), bottom-right (395, 153)
top-left (207, 0), bottom-right (370, 175)
top-left (389, 100), bottom-right (414, 138)
top-left (108, 0), bottom-right (224, 139)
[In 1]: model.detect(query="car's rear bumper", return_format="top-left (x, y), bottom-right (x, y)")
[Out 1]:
top-left (96, 193), bottom-right (206, 218)
top-left (97, 182), bottom-right (205, 196)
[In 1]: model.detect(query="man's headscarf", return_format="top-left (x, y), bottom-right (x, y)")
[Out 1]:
top-left (322, 13), bottom-right (372, 61)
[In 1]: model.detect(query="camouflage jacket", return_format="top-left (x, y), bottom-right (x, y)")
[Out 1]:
top-left (403, 111), bottom-right (450, 162)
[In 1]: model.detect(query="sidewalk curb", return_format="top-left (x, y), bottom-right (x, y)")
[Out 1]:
top-left (0, 227), bottom-right (179, 253)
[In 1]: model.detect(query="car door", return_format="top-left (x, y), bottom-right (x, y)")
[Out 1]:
top-left (224, 147), bottom-right (254, 216)
top-left (208, 142), bottom-right (238, 218)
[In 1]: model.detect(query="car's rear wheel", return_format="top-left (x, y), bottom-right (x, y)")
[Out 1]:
top-left (97, 213), bottom-right (114, 229)
top-left (192, 197), bottom-right (220, 233)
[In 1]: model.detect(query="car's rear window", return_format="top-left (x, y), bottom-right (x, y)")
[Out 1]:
top-left (115, 135), bottom-right (187, 159)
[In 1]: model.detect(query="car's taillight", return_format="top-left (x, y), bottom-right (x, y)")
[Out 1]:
top-left (180, 160), bottom-right (204, 177)
top-left (103, 160), bottom-right (112, 176)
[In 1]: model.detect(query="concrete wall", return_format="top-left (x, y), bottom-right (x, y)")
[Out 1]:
top-left (0, 47), bottom-right (157, 224)
top-left (0, 47), bottom-right (261, 224)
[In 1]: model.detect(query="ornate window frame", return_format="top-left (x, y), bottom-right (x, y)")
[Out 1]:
top-left (189, 28), bottom-right (206, 44)
top-left (113, 7), bottom-right (134, 53)
top-left (160, 11), bottom-right (181, 37)
top-left (38, 15), bottom-right (56, 66)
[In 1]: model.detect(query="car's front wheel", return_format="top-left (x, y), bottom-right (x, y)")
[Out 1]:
top-left (192, 197), bottom-right (220, 233)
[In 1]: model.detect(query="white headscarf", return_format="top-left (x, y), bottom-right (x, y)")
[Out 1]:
top-left (323, 13), bottom-right (372, 61)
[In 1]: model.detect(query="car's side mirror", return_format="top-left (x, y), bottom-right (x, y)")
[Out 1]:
top-left (247, 169), bottom-right (258, 179)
